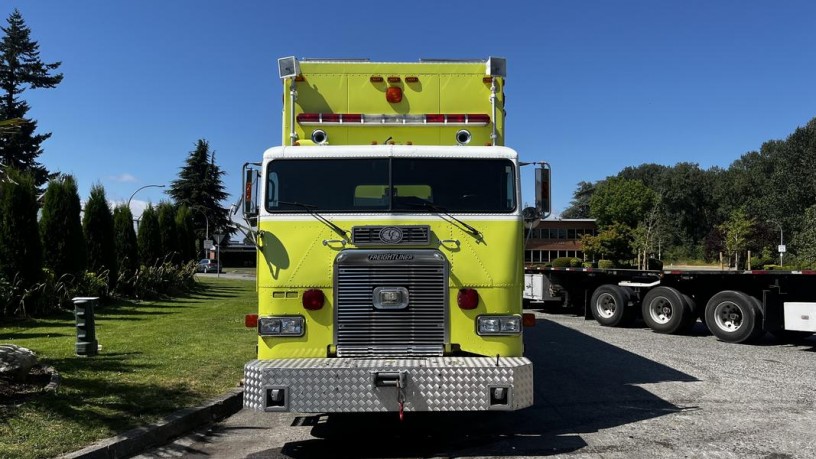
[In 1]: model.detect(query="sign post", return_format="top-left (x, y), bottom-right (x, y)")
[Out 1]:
top-left (214, 233), bottom-right (225, 278)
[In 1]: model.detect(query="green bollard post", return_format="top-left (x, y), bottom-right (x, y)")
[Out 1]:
top-left (73, 297), bottom-right (99, 356)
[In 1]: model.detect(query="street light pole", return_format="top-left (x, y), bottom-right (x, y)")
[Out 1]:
top-left (190, 206), bottom-right (211, 259)
top-left (768, 220), bottom-right (784, 267)
top-left (127, 184), bottom-right (166, 209)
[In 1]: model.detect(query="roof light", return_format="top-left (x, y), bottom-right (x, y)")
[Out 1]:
top-left (405, 76), bottom-right (419, 83)
top-left (370, 76), bottom-right (384, 83)
top-left (387, 76), bottom-right (401, 83)
top-left (386, 87), bottom-right (403, 103)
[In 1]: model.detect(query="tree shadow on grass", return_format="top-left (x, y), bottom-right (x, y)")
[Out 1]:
top-left (0, 351), bottom-right (200, 434)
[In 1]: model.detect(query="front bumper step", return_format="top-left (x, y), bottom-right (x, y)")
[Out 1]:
top-left (244, 357), bottom-right (533, 413)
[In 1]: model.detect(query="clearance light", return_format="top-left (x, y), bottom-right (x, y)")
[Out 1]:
top-left (457, 288), bottom-right (479, 310)
top-left (477, 315), bottom-right (521, 335)
top-left (387, 76), bottom-right (401, 83)
top-left (405, 76), bottom-right (419, 83)
top-left (258, 316), bottom-right (305, 336)
top-left (296, 113), bottom-right (490, 126)
top-left (386, 86), bottom-right (403, 103)
top-left (522, 313), bottom-right (536, 327)
top-left (370, 76), bottom-right (384, 83)
top-left (302, 289), bottom-right (325, 310)
top-left (245, 314), bottom-right (258, 328)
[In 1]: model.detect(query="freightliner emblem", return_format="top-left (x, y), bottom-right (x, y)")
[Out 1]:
top-left (368, 254), bottom-right (414, 261)
top-left (379, 226), bottom-right (404, 244)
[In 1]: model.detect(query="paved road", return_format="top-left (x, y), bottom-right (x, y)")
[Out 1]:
top-left (139, 311), bottom-right (816, 458)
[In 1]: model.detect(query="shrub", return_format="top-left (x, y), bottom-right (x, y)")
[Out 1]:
top-left (598, 259), bottom-right (615, 269)
top-left (137, 204), bottom-right (162, 266)
top-left (0, 169), bottom-right (43, 290)
top-left (569, 258), bottom-right (582, 268)
top-left (83, 184), bottom-right (117, 284)
top-left (551, 257), bottom-right (573, 268)
top-left (40, 175), bottom-right (87, 278)
top-left (582, 262), bottom-right (596, 268)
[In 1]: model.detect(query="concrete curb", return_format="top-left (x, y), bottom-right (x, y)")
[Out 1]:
top-left (60, 388), bottom-right (244, 459)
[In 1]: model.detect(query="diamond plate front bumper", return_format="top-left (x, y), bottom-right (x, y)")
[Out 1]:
top-left (244, 357), bottom-right (533, 413)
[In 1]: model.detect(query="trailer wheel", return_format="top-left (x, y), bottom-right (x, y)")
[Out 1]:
top-left (641, 286), bottom-right (695, 334)
top-left (590, 285), bottom-right (634, 327)
top-left (704, 291), bottom-right (764, 344)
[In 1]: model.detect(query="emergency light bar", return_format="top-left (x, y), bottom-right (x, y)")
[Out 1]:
top-left (296, 113), bottom-right (490, 126)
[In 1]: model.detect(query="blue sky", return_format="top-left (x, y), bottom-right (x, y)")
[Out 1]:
top-left (5, 1), bottom-right (816, 219)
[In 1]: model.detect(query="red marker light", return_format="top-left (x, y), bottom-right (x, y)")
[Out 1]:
top-left (386, 87), bottom-right (403, 103)
top-left (245, 314), bottom-right (258, 328)
top-left (457, 288), bottom-right (479, 310)
top-left (302, 289), bottom-right (325, 310)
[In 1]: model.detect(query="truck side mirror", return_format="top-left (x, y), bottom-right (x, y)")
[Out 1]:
top-left (242, 163), bottom-right (261, 225)
top-left (535, 164), bottom-right (551, 219)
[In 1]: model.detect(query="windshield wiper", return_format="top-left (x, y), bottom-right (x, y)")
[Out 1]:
top-left (275, 201), bottom-right (348, 239)
top-left (402, 198), bottom-right (483, 240)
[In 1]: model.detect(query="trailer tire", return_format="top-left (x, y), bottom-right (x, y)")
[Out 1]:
top-left (704, 291), bottom-right (764, 344)
top-left (641, 286), bottom-right (695, 334)
top-left (590, 285), bottom-right (634, 327)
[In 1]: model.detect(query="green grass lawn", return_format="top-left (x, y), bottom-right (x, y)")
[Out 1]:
top-left (0, 277), bottom-right (257, 459)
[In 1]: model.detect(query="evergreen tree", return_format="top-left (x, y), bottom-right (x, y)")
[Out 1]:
top-left (0, 9), bottom-right (63, 187)
top-left (0, 168), bottom-right (42, 286)
top-left (175, 204), bottom-right (197, 262)
top-left (137, 204), bottom-right (162, 266)
top-left (156, 201), bottom-right (178, 264)
top-left (168, 139), bottom-right (231, 241)
top-left (112, 204), bottom-right (138, 276)
top-left (82, 183), bottom-right (116, 282)
top-left (40, 175), bottom-right (86, 278)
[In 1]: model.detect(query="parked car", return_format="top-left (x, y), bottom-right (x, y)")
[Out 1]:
top-left (197, 259), bottom-right (221, 273)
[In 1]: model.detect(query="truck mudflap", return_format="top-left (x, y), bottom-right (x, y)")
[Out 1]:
top-left (244, 357), bottom-right (533, 413)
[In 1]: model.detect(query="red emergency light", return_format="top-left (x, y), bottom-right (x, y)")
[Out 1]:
top-left (457, 288), bottom-right (479, 310)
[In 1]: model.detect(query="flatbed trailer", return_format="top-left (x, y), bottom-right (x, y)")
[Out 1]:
top-left (524, 266), bottom-right (816, 344)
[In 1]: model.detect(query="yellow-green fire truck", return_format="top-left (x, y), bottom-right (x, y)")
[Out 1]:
top-left (240, 57), bottom-right (549, 415)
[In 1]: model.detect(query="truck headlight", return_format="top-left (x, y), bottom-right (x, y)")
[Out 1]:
top-left (477, 315), bottom-right (521, 335)
top-left (258, 316), bottom-right (305, 336)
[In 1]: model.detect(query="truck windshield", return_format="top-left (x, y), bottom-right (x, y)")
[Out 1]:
top-left (266, 158), bottom-right (516, 213)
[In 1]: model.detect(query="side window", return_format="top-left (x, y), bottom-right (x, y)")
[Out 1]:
top-left (267, 171), bottom-right (279, 207)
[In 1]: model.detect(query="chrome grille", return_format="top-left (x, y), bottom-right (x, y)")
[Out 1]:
top-left (334, 250), bottom-right (447, 357)
top-left (352, 225), bottom-right (431, 245)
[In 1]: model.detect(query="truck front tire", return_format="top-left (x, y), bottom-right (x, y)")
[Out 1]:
top-left (704, 291), bottom-right (764, 343)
